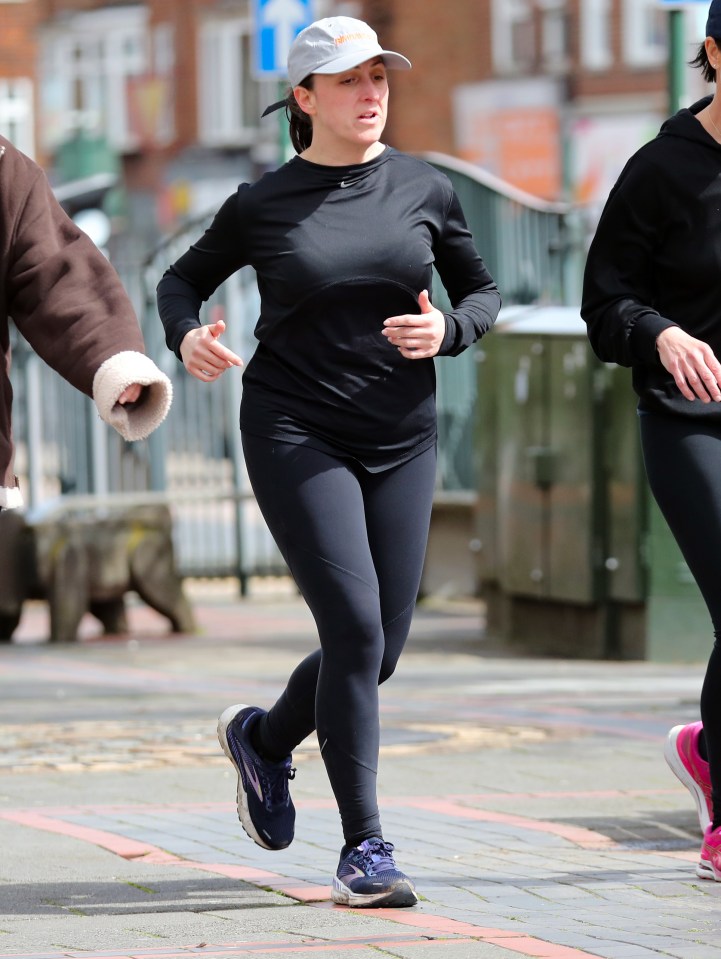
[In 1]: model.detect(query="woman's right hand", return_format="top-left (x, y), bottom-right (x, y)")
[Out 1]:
top-left (656, 326), bottom-right (721, 403)
top-left (180, 319), bottom-right (243, 382)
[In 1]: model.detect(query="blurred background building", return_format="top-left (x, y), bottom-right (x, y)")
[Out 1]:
top-left (0, 0), bottom-right (712, 258)
top-left (0, 0), bottom-right (714, 657)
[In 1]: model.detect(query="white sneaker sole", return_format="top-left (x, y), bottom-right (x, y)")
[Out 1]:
top-left (217, 703), bottom-right (273, 850)
top-left (331, 875), bottom-right (418, 908)
top-left (696, 859), bottom-right (719, 881)
top-left (664, 724), bottom-right (711, 833)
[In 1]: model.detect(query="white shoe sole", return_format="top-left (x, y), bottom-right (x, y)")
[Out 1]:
top-left (331, 875), bottom-right (418, 908)
top-left (217, 703), bottom-right (273, 850)
top-left (696, 859), bottom-right (718, 881)
top-left (664, 724), bottom-right (711, 833)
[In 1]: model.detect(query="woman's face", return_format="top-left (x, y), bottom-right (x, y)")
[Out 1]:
top-left (294, 57), bottom-right (389, 157)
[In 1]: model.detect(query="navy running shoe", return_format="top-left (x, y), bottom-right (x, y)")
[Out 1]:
top-left (217, 703), bottom-right (296, 850)
top-left (331, 838), bottom-right (418, 908)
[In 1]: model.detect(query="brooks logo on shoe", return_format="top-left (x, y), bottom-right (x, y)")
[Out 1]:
top-left (242, 754), bottom-right (264, 803)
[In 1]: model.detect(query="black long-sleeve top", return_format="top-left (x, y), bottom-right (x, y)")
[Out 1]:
top-left (158, 147), bottom-right (500, 470)
top-left (582, 96), bottom-right (721, 420)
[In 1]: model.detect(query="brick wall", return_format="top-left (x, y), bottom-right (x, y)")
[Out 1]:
top-left (361, 0), bottom-right (670, 156)
top-left (361, 0), bottom-right (493, 154)
top-left (149, 0), bottom-right (208, 154)
top-left (0, 2), bottom-right (39, 77)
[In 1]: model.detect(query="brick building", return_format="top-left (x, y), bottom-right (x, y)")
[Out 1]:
top-left (0, 0), bottom-right (711, 249)
top-left (364, 0), bottom-right (710, 204)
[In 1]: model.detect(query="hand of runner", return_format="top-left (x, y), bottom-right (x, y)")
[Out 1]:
top-left (181, 319), bottom-right (244, 382)
top-left (656, 327), bottom-right (721, 403)
top-left (382, 290), bottom-right (445, 359)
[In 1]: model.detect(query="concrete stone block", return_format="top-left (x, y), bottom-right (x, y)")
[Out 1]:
top-left (0, 503), bottom-right (195, 643)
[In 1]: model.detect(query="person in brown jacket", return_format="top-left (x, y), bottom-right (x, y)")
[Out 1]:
top-left (0, 135), bottom-right (172, 508)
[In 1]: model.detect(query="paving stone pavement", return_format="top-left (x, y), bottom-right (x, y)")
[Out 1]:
top-left (0, 587), bottom-right (720, 958)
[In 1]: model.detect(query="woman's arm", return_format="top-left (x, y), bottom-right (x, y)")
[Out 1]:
top-left (432, 189), bottom-right (501, 357)
top-left (581, 155), bottom-right (674, 367)
top-left (157, 187), bottom-right (251, 359)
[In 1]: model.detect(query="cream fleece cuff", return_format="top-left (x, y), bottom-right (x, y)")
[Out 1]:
top-left (93, 351), bottom-right (172, 442)
top-left (0, 485), bottom-right (24, 509)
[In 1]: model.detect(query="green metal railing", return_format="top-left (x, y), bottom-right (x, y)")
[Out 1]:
top-left (424, 153), bottom-right (586, 490)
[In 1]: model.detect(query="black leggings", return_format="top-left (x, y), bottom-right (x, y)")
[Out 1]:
top-left (241, 434), bottom-right (437, 845)
top-left (640, 412), bottom-right (721, 825)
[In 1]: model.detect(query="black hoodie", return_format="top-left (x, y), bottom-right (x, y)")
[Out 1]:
top-left (582, 96), bottom-right (721, 419)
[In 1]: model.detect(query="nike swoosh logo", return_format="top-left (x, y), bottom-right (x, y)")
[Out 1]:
top-left (241, 754), bottom-right (264, 803)
top-left (339, 181), bottom-right (352, 188)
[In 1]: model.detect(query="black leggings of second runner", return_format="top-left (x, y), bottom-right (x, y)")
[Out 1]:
top-left (241, 433), bottom-right (437, 845)
top-left (640, 412), bottom-right (721, 828)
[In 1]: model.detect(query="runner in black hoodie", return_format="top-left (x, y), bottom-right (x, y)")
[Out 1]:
top-left (582, 0), bottom-right (721, 884)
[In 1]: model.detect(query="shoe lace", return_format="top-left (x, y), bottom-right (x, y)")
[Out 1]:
top-left (360, 838), bottom-right (397, 874)
top-left (260, 761), bottom-right (296, 810)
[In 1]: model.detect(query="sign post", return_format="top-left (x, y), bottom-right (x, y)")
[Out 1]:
top-left (254, 0), bottom-right (312, 77)
top-left (657, 0), bottom-right (709, 115)
top-left (252, 0), bottom-right (313, 160)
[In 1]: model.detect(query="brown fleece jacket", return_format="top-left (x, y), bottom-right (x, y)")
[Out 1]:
top-left (0, 136), bottom-right (171, 505)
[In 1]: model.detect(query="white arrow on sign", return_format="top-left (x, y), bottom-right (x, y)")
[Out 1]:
top-left (260, 0), bottom-right (309, 71)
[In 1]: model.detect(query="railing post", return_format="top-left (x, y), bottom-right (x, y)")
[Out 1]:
top-left (25, 353), bottom-right (44, 510)
top-left (144, 285), bottom-right (170, 493)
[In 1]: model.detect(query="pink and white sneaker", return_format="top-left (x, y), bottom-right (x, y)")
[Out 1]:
top-left (664, 722), bottom-right (713, 833)
top-left (698, 824), bottom-right (721, 880)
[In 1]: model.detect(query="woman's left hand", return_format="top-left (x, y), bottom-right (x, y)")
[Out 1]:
top-left (118, 384), bottom-right (143, 404)
top-left (383, 290), bottom-right (445, 359)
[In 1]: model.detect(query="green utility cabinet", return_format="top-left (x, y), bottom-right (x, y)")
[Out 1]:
top-left (475, 305), bottom-right (710, 662)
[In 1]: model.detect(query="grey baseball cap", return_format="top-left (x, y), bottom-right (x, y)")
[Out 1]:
top-left (287, 17), bottom-right (411, 87)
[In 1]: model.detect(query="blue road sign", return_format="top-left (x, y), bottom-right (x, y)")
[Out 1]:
top-left (253, 0), bottom-right (313, 78)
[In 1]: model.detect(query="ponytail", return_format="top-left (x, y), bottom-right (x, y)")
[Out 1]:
top-left (261, 77), bottom-right (314, 154)
top-left (285, 77), bottom-right (314, 154)
top-left (691, 39), bottom-right (720, 84)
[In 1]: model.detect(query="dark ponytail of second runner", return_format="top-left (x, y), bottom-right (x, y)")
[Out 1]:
top-left (690, 39), bottom-right (721, 83)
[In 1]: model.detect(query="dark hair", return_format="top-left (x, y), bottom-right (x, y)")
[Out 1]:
top-left (285, 76), bottom-right (314, 154)
top-left (690, 40), bottom-right (720, 83)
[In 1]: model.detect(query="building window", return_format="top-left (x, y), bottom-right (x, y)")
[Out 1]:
top-left (622, 0), bottom-right (666, 67)
top-left (0, 78), bottom-right (34, 155)
top-left (492, 0), bottom-right (535, 73)
top-left (39, 6), bottom-right (149, 153)
top-left (539, 0), bottom-right (569, 71)
top-left (581, 0), bottom-right (613, 70)
top-left (198, 16), bottom-right (276, 147)
top-left (126, 23), bottom-right (175, 148)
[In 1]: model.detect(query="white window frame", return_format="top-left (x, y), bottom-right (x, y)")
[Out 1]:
top-left (538, 0), bottom-right (570, 71)
top-left (581, 0), bottom-right (613, 70)
top-left (491, 0), bottom-right (535, 74)
top-left (198, 15), bottom-right (277, 148)
top-left (39, 6), bottom-right (149, 153)
top-left (0, 78), bottom-right (34, 156)
top-left (622, 0), bottom-right (666, 68)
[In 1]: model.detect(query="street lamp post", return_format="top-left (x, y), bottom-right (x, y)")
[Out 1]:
top-left (668, 8), bottom-right (687, 115)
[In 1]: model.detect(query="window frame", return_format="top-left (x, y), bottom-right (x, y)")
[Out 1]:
top-left (0, 77), bottom-right (34, 156)
top-left (38, 6), bottom-right (149, 153)
top-left (580, 0), bottom-right (613, 70)
top-left (198, 14), bottom-right (277, 148)
top-left (622, 0), bottom-right (667, 68)
top-left (491, 0), bottom-right (535, 74)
